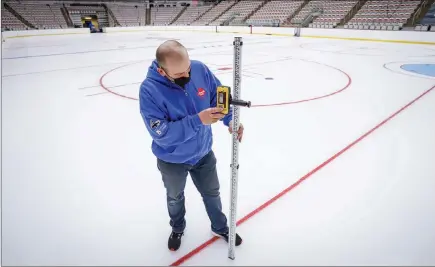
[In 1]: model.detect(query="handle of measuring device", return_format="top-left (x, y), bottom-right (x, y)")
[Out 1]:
top-left (216, 85), bottom-right (251, 114)
top-left (231, 99), bottom-right (251, 107)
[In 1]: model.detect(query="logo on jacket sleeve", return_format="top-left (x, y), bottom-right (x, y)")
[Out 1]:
top-left (150, 119), bottom-right (166, 135)
top-left (197, 88), bottom-right (205, 98)
top-left (150, 119), bottom-right (160, 129)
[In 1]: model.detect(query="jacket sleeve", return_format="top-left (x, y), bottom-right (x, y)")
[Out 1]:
top-left (205, 64), bottom-right (233, 126)
top-left (140, 89), bottom-right (203, 146)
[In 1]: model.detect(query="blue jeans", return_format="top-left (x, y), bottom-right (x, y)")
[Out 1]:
top-left (157, 150), bottom-right (229, 234)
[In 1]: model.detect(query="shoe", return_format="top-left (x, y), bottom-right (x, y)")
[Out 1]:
top-left (168, 231), bottom-right (183, 251)
top-left (212, 231), bottom-right (242, 246)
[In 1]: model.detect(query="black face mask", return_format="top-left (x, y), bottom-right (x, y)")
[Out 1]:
top-left (172, 74), bottom-right (191, 88)
top-left (160, 65), bottom-right (191, 88)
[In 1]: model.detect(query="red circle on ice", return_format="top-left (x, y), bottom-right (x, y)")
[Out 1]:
top-left (99, 59), bottom-right (352, 107)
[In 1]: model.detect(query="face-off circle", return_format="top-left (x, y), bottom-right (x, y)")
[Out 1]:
top-left (99, 58), bottom-right (351, 107)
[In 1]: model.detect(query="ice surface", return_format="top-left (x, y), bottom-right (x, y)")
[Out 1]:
top-left (2, 30), bottom-right (435, 266)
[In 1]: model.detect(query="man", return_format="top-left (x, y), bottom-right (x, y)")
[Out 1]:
top-left (139, 40), bottom-right (244, 251)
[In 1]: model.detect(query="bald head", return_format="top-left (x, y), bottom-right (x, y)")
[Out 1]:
top-left (156, 40), bottom-right (188, 69)
top-left (156, 40), bottom-right (191, 81)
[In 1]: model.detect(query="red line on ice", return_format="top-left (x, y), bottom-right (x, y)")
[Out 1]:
top-left (169, 84), bottom-right (435, 266)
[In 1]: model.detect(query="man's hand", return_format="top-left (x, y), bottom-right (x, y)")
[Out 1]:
top-left (228, 120), bottom-right (244, 142)
top-left (199, 107), bottom-right (225, 125)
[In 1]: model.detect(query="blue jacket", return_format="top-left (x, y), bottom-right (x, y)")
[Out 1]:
top-left (139, 59), bottom-right (233, 165)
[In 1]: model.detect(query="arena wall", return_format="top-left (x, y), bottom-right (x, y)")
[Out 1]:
top-left (2, 26), bottom-right (434, 45)
top-left (104, 26), bottom-right (435, 45)
top-left (2, 28), bottom-right (91, 38)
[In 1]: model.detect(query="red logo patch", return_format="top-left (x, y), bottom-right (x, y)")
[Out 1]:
top-left (197, 88), bottom-right (205, 98)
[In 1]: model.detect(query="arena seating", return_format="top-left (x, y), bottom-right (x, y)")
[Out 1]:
top-left (246, 1), bottom-right (304, 25)
top-left (345, 0), bottom-right (421, 30)
top-left (208, 0), bottom-right (263, 26)
top-left (291, 0), bottom-right (358, 27)
top-left (191, 0), bottom-right (236, 25)
top-left (7, 2), bottom-right (67, 29)
top-left (107, 3), bottom-right (146, 26)
top-left (1, 5), bottom-right (28, 30)
top-left (150, 6), bottom-right (184, 25)
top-left (1, 0), bottom-right (428, 32)
top-left (310, 0), bottom-right (359, 28)
top-left (172, 5), bottom-right (212, 25)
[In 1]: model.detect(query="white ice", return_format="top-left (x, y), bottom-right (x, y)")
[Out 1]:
top-left (2, 30), bottom-right (435, 266)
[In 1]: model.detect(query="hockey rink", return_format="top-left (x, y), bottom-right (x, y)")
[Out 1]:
top-left (2, 30), bottom-right (435, 266)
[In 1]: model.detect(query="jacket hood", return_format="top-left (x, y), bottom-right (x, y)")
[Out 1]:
top-left (146, 60), bottom-right (172, 87)
top-left (146, 59), bottom-right (189, 91)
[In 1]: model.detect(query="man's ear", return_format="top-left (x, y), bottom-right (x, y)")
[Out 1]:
top-left (157, 67), bottom-right (165, 76)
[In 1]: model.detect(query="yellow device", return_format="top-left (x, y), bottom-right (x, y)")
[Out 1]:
top-left (217, 86), bottom-right (230, 114)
